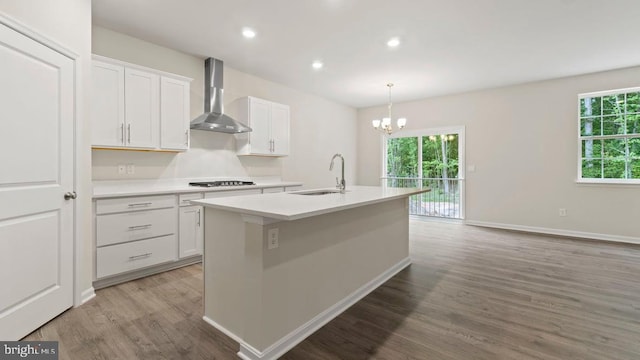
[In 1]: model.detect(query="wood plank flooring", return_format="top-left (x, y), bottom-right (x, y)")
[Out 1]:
top-left (25, 220), bottom-right (640, 359)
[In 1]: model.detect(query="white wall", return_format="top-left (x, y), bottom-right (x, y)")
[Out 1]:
top-left (1, 0), bottom-right (93, 300)
top-left (357, 67), bottom-right (640, 240)
top-left (92, 26), bottom-right (357, 189)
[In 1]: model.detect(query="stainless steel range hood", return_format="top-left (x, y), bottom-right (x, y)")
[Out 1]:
top-left (190, 58), bottom-right (251, 133)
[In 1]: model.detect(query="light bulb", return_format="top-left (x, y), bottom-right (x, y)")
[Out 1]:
top-left (372, 119), bottom-right (381, 128)
top-left (242, 28), bottom-right (256, 39)
top-left (397, 118), bottom-right (407, 128)
top-left (387, 37), bottom-right (400, 48)
top-left (382, 117), bottom-right (391, 127)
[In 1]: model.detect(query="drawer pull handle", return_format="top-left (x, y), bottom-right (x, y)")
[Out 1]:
top-left (128, 224), bottom-right (152, 230)
top-left (128, 253), bottom-right (152, 261)
top-left (128, 202), bottom-right (152, 207)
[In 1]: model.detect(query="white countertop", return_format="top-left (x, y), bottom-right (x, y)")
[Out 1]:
top-left (92, 178), bottom-right (303, 199)
top-left (192, 185), bottom-right (430, 221)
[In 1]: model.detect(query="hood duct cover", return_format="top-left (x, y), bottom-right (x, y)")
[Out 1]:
top-left (190, 58), bottom-right (252, 133)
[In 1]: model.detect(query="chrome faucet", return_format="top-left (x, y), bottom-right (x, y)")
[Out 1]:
top-left (329, 153), bottom-right (346, 193)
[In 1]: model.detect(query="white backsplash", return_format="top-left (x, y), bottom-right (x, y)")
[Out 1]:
top-left (92, 131), bottom-right (282, 180)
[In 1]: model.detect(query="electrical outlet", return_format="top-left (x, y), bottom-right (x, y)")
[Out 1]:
top-left (559, 208), bottom-right (567, 217)
top-left (126, 164), bottom-right (135, 175)
top-left (117, 164), bottom-right (126, 175)
top-left (267, 228), bottom-right (279, 249)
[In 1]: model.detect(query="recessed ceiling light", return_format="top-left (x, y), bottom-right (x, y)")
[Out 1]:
top-left (312, 61), bottom-right (323, 70)
top-left (242, 28), bottom-right (256, 39)
top-left (387, 37), bottom-right (400, 48)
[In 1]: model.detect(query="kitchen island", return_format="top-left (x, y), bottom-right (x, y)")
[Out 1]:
top-left (192, 185), bottom-right (429, 360)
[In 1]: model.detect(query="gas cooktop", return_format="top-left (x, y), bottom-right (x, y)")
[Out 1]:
top-left (189, 180), bottom-right (256, 187)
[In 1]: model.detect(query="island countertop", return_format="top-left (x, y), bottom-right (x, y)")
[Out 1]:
top-left (191, 185), bottom-right (429, 221)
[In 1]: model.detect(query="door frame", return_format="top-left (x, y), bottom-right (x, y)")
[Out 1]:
top-left (0, 13), bottom-right (87, 308)
top-left (381, 126), bottom-right (466, 219)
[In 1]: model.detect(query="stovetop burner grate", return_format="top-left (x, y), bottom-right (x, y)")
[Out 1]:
top-left (189, 180), bottom-right (256, 187)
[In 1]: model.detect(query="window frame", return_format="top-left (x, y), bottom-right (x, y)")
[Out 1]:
top-left (577, 87), bottom-right (640, 184)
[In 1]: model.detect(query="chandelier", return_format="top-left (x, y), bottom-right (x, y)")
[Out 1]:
top-left (372, 83), bottom-right (407, 135)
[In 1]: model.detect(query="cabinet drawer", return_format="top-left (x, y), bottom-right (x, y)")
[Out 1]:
top-left (96, 207), bottom-right (176, 246)
top-left (96, 235), bottom-right (177, 279)
top-left (179, 192), bottom-right (203, 207)
top-left (96, 194), bottom-right (175, 214)
top-left (205, 189), bottom-right (262, 198)
top-left (262, 187), bottom-right (284, 194)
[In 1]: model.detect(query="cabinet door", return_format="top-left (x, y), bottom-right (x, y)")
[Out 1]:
top-left (270, 103), bottom-right (290, 156)
top-left (179, 206), bottom-right (203, 258)
top-left (160, 76), bottom-right (190, 150)
top-left (248, 97), bottom-right (272, 154)
top-left (92, 61), bottom-right (125, 147)
top-left (125, 68), bottom-right (159, 149)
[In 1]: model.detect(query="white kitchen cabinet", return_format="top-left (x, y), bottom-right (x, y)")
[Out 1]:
top-left (94, 195), bottom-right (178, 284)
top-left (236, 96), bottom-right (290, 156)
top-left (91, 60), bottom-right (125, 147)
top-left (124, 67), bottom-right (159, 149)
top-left (96, 235), bottom-right (177, 279)
top-left (160, 76), bottom-right (191, 150)
top-left (178, 193), bottom-right (204, 259)
top-left (179, 206), bottom-right (203, 258)
top-left (270, 102), bottom-right (290, 155)
top-left (91, 55), bottom-right (192, 151)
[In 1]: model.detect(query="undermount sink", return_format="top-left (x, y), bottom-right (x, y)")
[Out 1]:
top-left (290, 189), bottom-right (344, 196)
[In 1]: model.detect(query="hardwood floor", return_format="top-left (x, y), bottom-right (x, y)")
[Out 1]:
top-left (25, 220), bottom-right (640, 359)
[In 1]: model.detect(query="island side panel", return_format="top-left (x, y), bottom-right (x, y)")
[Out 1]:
top-left (203, 208), bottom-right (253, 340)
top-left (255, 197), bottom-right (410, 351)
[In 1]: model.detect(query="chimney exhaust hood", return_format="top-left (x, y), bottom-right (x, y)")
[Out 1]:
top-left (190, 58), bottom-right (251, 133)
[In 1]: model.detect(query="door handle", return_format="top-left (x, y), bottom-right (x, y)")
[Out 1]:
top-left (127, 124), bottom-right (131, 144)
top-left (64, 191), bottom-right (77, 200)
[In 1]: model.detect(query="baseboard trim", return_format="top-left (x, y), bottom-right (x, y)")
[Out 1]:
top-left (93, 256), bottom-right (202, 289)
top-left (78, 287), bottom-right (96, 306)
top-left (464, 220), bottom-right (640, 245)
top-left (204, 257), bottom-right (411, 360)
top-left (202, 316), bottom-right (245, 345)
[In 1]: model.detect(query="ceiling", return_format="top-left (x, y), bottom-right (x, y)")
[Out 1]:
top-left (92, 0), bottom-right (640, 108)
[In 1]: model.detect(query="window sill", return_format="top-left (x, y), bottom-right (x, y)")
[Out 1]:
top-left (576, 179), bottom-right (640, 186)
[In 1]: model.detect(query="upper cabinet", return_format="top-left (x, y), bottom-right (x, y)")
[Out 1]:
top-left (124, 67), bottom-right (159, 148)
top-left (236, 96), bottom-right (290, 156)
top-left (160, 76), bottom-right (190, 150)
top-left (91, 55), bottom-right (191, 151)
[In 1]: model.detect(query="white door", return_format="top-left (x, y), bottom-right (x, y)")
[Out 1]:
top-left (0, 22), bottom-right (75, 339)
top-left (179, 206), bottom-right (203, 258)
top-left (124, 67), bottom-right (159, 149)
top-left (270, 103), bottom-right (290, 156)
top-left (160, 76), bottom-right (190, 150)
top-left (248, 97), bottom-right (272, 154)
top-left (91, 60), bottom-right (125, 147)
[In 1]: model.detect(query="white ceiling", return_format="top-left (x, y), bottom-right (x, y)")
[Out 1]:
top-left (92, 0), bottom-right (640, 108)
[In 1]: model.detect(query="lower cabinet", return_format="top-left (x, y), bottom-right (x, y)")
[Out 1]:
top-left (96, 235), bottom-right (177, 278)
top-left (93, 185), bottom-right (301, 288)
top-left (94, 195), bottom-right (179, 287)
top-left (179, 206), bottom-right (203, 258)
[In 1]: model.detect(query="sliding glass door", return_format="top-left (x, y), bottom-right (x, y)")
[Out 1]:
top-left (382, 127), bottom-right (465, 219)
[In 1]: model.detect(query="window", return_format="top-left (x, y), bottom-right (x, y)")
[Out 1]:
top-left (579, 88), bottom-right (640, 183)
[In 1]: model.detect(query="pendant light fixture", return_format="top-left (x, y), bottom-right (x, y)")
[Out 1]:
top-left (372, 83), bottom-right (407, 135)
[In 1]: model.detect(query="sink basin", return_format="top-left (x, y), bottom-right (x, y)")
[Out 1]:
top-left (290, 189), bottom-right (344, 196)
